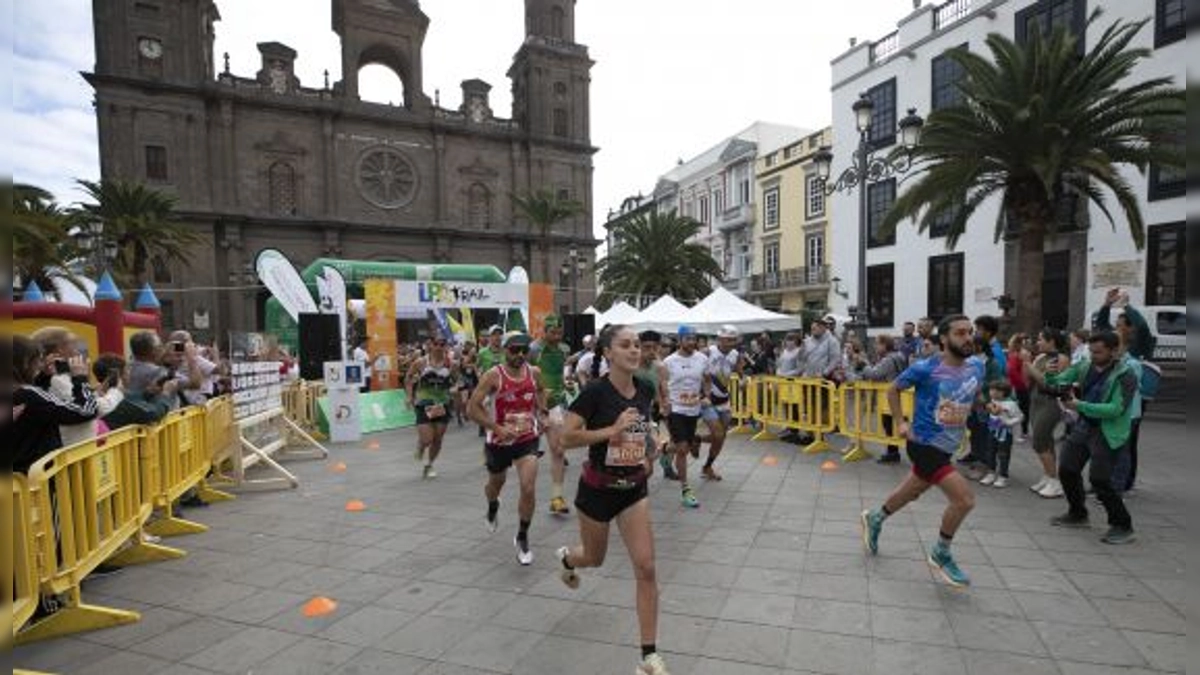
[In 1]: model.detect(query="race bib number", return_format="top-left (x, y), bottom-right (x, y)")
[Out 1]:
top-left (606, 432), bottom-right (647, 467)
top-left (506, 412), bottom-right (534, 436)
top-left (935, 400), bottom-right (970, 428)
top-left (425, 403), bottom-right (446, 419)
top-left (679, 391), bottom-right (701, 406)
top-left (547, 406), bottom-right (565, 426)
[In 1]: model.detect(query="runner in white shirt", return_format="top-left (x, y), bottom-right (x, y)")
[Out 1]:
top-left (698, 325), bottom-right (744, 481)
top-left (662, 325), bottom-right (710, 509)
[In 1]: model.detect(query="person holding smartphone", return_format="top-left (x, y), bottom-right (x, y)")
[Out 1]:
top-left (30, 326), bottom-right (98, 447)
top-left (164, 331), bottom-right (217, 406)
top-left (12, 335), bottom-right (98, 473)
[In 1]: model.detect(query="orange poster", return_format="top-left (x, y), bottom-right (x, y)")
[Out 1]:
top-left (364, 279), bottom-right (398, 390)
top-left (528, 283), bottom-right (554, 338)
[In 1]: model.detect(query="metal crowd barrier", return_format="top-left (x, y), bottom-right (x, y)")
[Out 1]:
top-left (838, 380), bottom-right (915, 462)
top-left (727, 374), bottom-right (755, 434)
top-left (748, 376), bottom-right (839, 454)
top-left (282, 380), bottom-right (327, 438)
top-left (10, 475), bottom-right (40, 639)
top-left (18, 427), bottom-right (185, 645)
top-left (143, 407), bottom-right (216, 537)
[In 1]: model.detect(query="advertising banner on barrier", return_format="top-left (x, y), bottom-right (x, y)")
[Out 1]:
top-left (255, 249), bottom-right (318, 322)
top-left (365, 279), bottom-right (399, 390)
top-left (395, 280), bottom-right (528, 309)
top-left (528, 283), bottom-right (554, 337)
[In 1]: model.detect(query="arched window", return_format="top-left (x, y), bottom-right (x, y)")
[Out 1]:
top-left (467, 183), bottom-right (491, 229)
top-left (553, 82), bottom-right (568, 99)
top-left (553, 108), bottom-right (568, 137)
top-left (357, 63), bottom-right (406, 106)
top-left (550, 5), bottom-right (566, 38)
top-left (268, 161), bottom-right (296, 215)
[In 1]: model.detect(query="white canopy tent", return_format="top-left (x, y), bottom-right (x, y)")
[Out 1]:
top-left (595, 301), bottom-right (640, 328)
top-left (628, 295), bottom-right (691, 332)
top-left (682, 287), bottom-right (803, 333)
top-left (582, 305), bottom-right (599, 315)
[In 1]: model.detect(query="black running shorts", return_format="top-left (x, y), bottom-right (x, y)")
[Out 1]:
top-left (485, 438), bottom-right (540, 474)
top-left (906, 441), bottom-right (956, 484)
top-left (574, 477), bottom-right (648, 523)
top-left (667, 413), bottom-right (700, 444)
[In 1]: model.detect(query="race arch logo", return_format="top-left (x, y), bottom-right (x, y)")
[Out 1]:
top-left (418, 282), bottom-right (492, 304)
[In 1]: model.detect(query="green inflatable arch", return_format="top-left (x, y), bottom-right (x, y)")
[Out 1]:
top-left (264, 259), bottom-right (508, 352)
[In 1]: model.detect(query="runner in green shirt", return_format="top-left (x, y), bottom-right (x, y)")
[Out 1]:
top-left (529, 315), bottom-right (575, 515)
top-left (477, 325), bottom-right (505, 374)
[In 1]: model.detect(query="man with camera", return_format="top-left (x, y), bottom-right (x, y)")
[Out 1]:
top-left (1044, 331), bottom-right (1137, 544)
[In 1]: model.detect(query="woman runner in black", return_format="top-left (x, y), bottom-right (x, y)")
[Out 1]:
top-left (556, 325), bottom-right (671, 675)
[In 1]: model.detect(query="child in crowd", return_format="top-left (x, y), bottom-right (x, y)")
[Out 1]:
top-left (981, 379), bottom-right (1023, 488)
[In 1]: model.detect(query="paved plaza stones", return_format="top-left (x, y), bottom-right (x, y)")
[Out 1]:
top-left (15, 420), bottom-right (1187, 674)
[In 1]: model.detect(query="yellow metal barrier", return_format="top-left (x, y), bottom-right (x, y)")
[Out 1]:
top-left (748, 376), bottom-right (838, 454)
top-left (11, 475), bottom-right (40, 638)
top-left (727, 374), bottom-right (755, 434)
top-left (143, 408), bottom-right (217, 537)
top-left (197, 396), bottom-right (238, 503)
top-left (838, 381), bottom-right (915, 462)
top-left (18, 427), bottom-right (184, 645)
top-left (282, 380), bottom-right (327, 438)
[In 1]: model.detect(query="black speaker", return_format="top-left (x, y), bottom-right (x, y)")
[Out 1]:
top-left (298, 313), bottom-right (342, 380)
top-left (562, 313), bottom-right (595, 352)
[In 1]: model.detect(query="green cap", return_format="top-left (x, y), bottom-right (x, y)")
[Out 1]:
top-left (502, 332), bottom-right (532, 348)
top-left (544, 315), bottom-right (563, 329)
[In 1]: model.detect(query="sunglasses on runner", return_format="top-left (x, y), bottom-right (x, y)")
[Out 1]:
top-left (507, 346), bottom-right (529, 354)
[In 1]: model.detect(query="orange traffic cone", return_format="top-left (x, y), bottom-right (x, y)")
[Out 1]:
top-left (820, 460), bottom-right (839, 472)
top-left (328, 461), bottom-right (348, 473)
top-left (302, 596), bottom-right (338, 618)
top-left (345, 499), bottom-right (366, 512)
top-left (762, 455), bottom-right (779, 466)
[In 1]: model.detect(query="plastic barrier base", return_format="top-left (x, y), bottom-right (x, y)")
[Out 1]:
top-left (802, 438), bottom-right (833, 454)
top-left (196, 481), bottom-right (236, 503)
top-left (729, 422), bottom-right (755, 435)
top-left (107, 539), bottom-right (187, 567)
top-left (145, 512), bottom-right (209, 537)
top-left (15, 601), bottom-right (140, 646)
top-left (750, 428), bottom-right (778, 442)
top-left (842, 444), bottom-right (874, 463)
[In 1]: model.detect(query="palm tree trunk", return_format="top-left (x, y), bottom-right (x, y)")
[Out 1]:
top-left (1015, 220), bottom-right (1047, 335)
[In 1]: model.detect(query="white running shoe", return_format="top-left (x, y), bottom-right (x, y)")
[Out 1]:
top-left (992, 476), bottom-right (1009, 488)
top-left (514, 536), bottom-right (534, 566)
top-left (1030, 476), bottom-right (1049, 493)
top-left (637, 652), bottom-right (671, 675)
top-left (1038, 479), bottom-right (1064, 499)
top-left (422, 465), bottom-right (437, 480)
top-left (556, 546), bottom-right (580, 589)
top-left (980, 472), bottom-right (997, 486)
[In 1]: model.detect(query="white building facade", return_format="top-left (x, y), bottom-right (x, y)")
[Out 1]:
top-left (652, 122), bottom-right (810, 300)
top-left (827, 0), bottom-right (1185, 334)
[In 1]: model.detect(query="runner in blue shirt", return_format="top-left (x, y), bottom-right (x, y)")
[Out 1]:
top-left (860, 314), bottom-right (985, 588)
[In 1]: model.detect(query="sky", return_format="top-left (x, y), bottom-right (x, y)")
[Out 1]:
top-left (9, 0), bottom-right (909, 240)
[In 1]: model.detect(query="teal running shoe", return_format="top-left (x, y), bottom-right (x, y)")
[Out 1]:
top-left (860, 509), bottom-right (884, 555)
top-left (928, 543), bottom-right (970, 588)
top-left (660, 453), bottom-right (679, 480)
top-left (681, 486), bottom-right (700, 509)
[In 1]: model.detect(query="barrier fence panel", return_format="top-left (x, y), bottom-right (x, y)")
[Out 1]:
top-left (11, 475), bottom-right (40, 638)
top-left (197, 396), bottom-right (238, 503)
top-left (839, 381), bottom-right (914, 462)
top-left (748, 376), bottom-right (838, 454)
top-left (19, 427), bottom-right (184, 645)
top-left (728, 374), bottom-right (754, 434)
top-left (282, 380), bottom-right (328, 438)
top-left (143, 407), bottom-right (213, 537)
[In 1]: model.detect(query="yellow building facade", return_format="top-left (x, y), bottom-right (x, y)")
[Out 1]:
top-left (751, 127), bottom-right (833, 316)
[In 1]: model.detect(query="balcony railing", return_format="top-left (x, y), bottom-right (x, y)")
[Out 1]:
top-left (716, 203), bottom-right (755, 232)
top-left (934, 0), bottom-right (974, 30)
top-left (749, 266), bottom-right (831, 293)
top-left (722, 277), bottom-right (750, 295)
top-left (869, 31), bottom-right (900, 63)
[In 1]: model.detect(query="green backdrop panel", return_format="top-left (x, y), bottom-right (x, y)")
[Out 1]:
top-left (317, 389), bottom-right (416, 435)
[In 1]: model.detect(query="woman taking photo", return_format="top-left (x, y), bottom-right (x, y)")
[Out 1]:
top-left (556, 325), bottom-right (671, 675)
top-left (1022, 328), bottom-right (1071, 498)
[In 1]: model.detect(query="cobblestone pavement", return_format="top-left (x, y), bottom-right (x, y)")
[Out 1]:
top-left (15, 418), bottom-right (1187, 675)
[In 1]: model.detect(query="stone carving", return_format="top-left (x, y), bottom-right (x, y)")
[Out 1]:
top-left (356, 146), bottom-right (418, 209)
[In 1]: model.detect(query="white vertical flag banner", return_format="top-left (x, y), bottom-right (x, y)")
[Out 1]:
top-left (320, 266), bottom-right (349, 358)
top-left (255, 248), bottom-right (318, 322)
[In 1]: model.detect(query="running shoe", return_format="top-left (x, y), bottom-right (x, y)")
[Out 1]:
top-left (1050, 512), bottom-right (1090, 528)
top-left (1100, 527), bottom-right (1137, 545)
top-left (701, 465), bottom-right (722, 481)
top-left (486, 500), bottom-right (500, 533)
top-left (979, 472), bottom-right (997, 486)
top-left (1030, 476), bottom-right (1049, 493)
top-left (860, 509), bottom-right (883, 555)
top-left (877, 452), bottom-right (902, 465)
top-left (927, 543), bottom-right (970, 588)
top-left (637, 652), bottom-right (671, 675)
top-left (514, 536), bottom-right (534, 566)
top-left (681, 486), bottom-right (700, 509)
top-left (659, 454), bottom-right (679, 481)
top-left (422, 465), bottom-right (438, 480)
top-left (556, 546), bottom-right (580, 589)
top-left (1038, 479), bottom-right (1064, 499)
top-left (549, 496), bottom-right (571, 515)
top-left (992, 476), bottom-right (1009, 488)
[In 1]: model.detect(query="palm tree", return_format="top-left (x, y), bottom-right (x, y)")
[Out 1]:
top-left (511, 189), bottom-right (585, 281)
top-left (12, 183), bottom-right (86, 298)
top-left (881, 12), bottom-right (1184, 333)
top-left (595, 209), bottom-right (723, 307)
top-left (73, 179), bottom-right (200, 288)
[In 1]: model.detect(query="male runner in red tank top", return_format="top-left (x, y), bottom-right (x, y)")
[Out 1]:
top-left (467, 331), bottom-right (547, 565)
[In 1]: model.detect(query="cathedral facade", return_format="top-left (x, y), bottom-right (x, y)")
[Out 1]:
top-left (87, 0), bottom-right (596, 337)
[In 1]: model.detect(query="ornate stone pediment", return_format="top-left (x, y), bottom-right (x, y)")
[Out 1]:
top-left (719, 138), bottom-right (756, 164)
top-left (254, 130), bottom-right (307, 156)
top-left (458, 156), bottom-right (499, 179)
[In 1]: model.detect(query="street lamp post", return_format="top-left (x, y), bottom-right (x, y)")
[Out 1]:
top-left (813, 94), bottom-right (924, 349)
top-left (559, 245), bottom-right (588, 315)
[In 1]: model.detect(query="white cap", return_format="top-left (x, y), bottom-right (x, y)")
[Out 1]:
top-left (717, 324), bottom-right (739, 339)
top-left (582, 334), bottom-right (595, 346)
